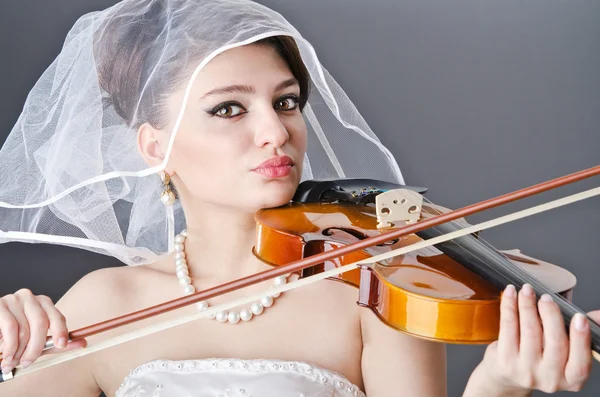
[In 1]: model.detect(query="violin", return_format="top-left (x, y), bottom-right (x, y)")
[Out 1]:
top-left (1, 165), bottom-right (599, 381)
top-left (254, 179), bottom-right (577, 344)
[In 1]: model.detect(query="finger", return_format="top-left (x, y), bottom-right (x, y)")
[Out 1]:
top-left (518, 284), bottom-right (543, 362)
top-left (537, 294), bottom-right (569, 387)
top-left (0, 303), bottom-right (19, 373)
top-left (497, 284), bottom-right (519, 358)
top-left (41, 338), bottom-right (87, 357)
top-left (3, 298), bottom-right (30, 370)
top-left (564, 313), bottom-right (593, 391)
top-left (18, 296), bottom-right (50, 368)
top-left (585, 310), bottom-right (600, 325)
top-left (37, 296), bottom-right (68, 350)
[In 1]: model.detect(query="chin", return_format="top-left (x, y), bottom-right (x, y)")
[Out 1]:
top-left (256, 183), bottom-right (298, 209)
top-left (244, 170), bottom-right (301, 209)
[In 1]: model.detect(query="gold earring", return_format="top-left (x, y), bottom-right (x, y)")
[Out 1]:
top-left (160, 172), bottom-right (176, 206)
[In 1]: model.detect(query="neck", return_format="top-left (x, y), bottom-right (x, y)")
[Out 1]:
top-left (176, 200), bottom-right (270, 283)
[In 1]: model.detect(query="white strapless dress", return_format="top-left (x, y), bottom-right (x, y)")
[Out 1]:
top-left (115, 358), bottom-right (366, 397)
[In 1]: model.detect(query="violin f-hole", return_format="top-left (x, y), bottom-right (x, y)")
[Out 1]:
top-left (322, 227), bottom-right (399, 246)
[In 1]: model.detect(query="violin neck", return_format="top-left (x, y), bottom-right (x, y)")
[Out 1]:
top-left (415, 221), bottom-right (600, 355)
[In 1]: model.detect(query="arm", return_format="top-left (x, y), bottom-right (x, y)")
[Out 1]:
top-left (0, 268), bottom-right (125, 397)
top-left (360, 307), bottom-right (448, 397)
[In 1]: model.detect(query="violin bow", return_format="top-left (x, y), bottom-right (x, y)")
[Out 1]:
top-left (1, 165), bottom-right (599, 381)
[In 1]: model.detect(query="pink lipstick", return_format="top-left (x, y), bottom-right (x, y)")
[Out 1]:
top-left (253, 155), bottom-right (294, 178)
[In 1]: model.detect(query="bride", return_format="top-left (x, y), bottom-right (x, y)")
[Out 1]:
top-left (0, 1), bottom-right (597, 396)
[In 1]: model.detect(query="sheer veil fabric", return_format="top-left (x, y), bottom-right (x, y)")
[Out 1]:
top-left (0, 0), bottom-right (404, 266)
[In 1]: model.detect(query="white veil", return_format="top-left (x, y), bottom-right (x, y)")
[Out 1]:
top-left (0, 0), bottom-right (404, 266)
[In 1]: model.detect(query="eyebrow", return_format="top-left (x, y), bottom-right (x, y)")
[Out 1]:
top-left (200, 77), bottom-right (300, 99)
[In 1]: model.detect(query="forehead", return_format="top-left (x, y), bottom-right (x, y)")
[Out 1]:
top-left (194, 44), bottom-right (294, 90)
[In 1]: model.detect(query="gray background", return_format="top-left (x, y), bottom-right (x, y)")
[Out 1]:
top-left (1, 0), bottom-right (598, 395)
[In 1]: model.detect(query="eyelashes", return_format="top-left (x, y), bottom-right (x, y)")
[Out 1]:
top-left (206, 94), bottom-right (300, 119)
top-left (207, 101), bottom-right (247, 118)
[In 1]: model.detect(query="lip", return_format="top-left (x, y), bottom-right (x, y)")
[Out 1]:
top-left (253, 155), bottom-right (294, 170)
top-left (252, 155), bottom-right (294, 178)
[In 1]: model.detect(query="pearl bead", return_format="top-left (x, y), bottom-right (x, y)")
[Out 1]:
top-left (250, 302), bottom-right (264, 315)
top-left (160, 191), bottom-right (176, 205)
top-left (183, 285), bottom-right (195, 295)
top-left (174, 252), bottom-right (185, 260)
top-left (260, 296), bottom-right (273, 308)
top-left (227, 311), bottom-right (240, 324)
top-left (175, 265), bottom-right (188, 274)
top-left (172, 230), bottom-right (283, 326)
top-left (239, 308), bottom-right (253, 321)
top-left (216, 311), bottom-right (228, 322)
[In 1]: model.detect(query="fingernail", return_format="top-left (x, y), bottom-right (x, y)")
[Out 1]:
top-left (20, 360), bottom-right (31, 368)
top-left (1, 365), bottom-right (12, 375)
top-left (504, 284), bottom-right (516, 297)
top-left (574, 313), bottom-right (588, 332)
top-left (57, 338), bottom-right (67, 348)
top-left (522, 284), bottom-right (534, 296)
top-left (540, 294), bottom-right (553, 302)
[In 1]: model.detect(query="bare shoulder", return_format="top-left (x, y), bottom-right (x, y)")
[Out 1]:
top-left (55, 259), bottom-right (169, 330)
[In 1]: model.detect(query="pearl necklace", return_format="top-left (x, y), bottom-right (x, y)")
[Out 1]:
top-left (173, 229), bottom-right (290, 324)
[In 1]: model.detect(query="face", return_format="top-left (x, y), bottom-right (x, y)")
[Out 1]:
top-left (141, 43), bottom-right (308, 213)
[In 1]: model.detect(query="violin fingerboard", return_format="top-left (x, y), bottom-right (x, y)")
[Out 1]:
top-left (416, 222), bottom-right (600, 355)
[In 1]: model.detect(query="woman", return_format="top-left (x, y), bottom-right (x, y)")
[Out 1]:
top-left (0, 0), bottom-right (597, 395)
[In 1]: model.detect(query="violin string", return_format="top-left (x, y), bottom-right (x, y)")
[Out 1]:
top-left (362, 188), bottom-right (600, 321)
top-left (421, 198), bottom-right (580, 304)
top-left (357, 186), bottom-right (599, 270)
top-left (426, 220), bottom-right (600, 350)
top-left (421, 199), bottom-right (553, 289)
top-left (399, 189), bottom-right (600, 347)
top-left (423, 217), bottom-right (588, 313)
top-left (5, 186), bottom-right (599, 380)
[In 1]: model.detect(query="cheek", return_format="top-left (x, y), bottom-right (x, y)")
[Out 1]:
top-left (286, 115), bottom-right (308, 150)
top-left (170, 125), bottom-right (250, 184)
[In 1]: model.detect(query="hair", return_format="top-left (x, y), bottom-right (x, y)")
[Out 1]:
top-left (95, 0), bottom-right (311, 130)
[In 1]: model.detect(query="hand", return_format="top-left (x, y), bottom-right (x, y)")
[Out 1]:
top-left (479, 283), bottom-right (598, 394)
top-left (0, 289), bottom-right (86, 375)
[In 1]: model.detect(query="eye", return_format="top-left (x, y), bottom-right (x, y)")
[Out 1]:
top-left (209, 102), bottom-right (247, 118)
top-left (275, 96), bottom-right (299, 111)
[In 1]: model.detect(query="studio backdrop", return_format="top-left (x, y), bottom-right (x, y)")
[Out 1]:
top-left (0, 1), bottom-right (598, 396)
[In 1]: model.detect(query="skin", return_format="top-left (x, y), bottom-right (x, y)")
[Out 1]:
top-left (0, 43), bottom-right (598, 397)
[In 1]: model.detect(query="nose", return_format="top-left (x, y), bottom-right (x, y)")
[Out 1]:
top-left (252, 106), bottom-right (290, 148)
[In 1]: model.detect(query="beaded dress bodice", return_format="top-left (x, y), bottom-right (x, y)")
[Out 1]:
top-left (115, 358), bottom-right (366, 397)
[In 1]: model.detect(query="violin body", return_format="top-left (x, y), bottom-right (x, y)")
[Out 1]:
top-left (254, 200), bottom-right (576, 344)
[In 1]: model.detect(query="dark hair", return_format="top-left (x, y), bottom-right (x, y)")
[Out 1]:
top-left (95, 1), bottom-right (310, 129)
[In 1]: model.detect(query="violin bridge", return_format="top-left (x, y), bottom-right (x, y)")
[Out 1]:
top-left (375, 189), bottom-right (423, 229)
